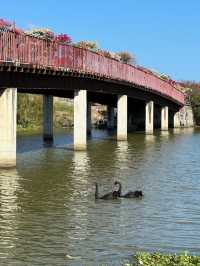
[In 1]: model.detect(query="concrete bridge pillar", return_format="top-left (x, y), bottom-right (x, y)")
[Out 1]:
top-left (174, 111), bottom-right (181, 128)
top-left (0, 88), bottom-right (17, 168)
top-left (117, 95), bottom-right (127, 140)
top-left (107, 106), bottom-right (115, 130)
top-left (161, 106), bottom-right (168, 131)
top-left (145, 101), bottom-right (154, 134)
top-left (87, 102), bottom-right (92, 135)
top-left (43, 95), bottom-right (54, 143)
top-left (74, 90), bottom-right (87, 150)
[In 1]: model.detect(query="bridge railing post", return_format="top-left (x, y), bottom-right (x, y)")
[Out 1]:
top-left (0, 88), bottom-right (17, 168)
top-left (117, 95), bottom-right (127, 140)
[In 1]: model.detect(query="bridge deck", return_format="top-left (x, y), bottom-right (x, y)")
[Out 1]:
top-left (0, 30), bottom-right (184, 106)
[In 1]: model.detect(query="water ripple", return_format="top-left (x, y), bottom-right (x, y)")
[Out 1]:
top-left (0, 129), bottom-right (200, 265)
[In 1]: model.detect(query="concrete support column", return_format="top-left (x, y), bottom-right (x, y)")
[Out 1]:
top-left (117, 95), bottom-right (127, 140)
top-left (145, 101), bottom-right (154, 134)
top-left (43, 95), bottom-right (54, 142)
top-left (74, 90), bottom-right (87, 150)
top-left (0, 88), bottom-right (17, 167)
top-left (161, 106), bottom-right (168, 131)
top-left (107, 106), bottom-right (115, 130)
top-left (174, 111), bottom-right (181, 128)
top-left (87, 102), bottom-right (92, 135)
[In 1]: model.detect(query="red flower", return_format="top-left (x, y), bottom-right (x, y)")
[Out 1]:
top-left (54, 34), bottom-right (71, 44)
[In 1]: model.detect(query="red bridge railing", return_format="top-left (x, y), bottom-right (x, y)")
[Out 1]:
top-left (0, 30), bottom-right (184, 105)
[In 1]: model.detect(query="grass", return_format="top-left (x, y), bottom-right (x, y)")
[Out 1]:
top-left (54, 101), bottom-right (73, 114)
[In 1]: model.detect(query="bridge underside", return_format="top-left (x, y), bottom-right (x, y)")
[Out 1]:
top-left (0, 66), bottom-right (181, 111)
top-left (0, 66), bottom-right (184, 168)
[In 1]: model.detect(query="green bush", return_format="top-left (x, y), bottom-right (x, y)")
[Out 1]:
top-left (190, 93), bottom-right (200, 125)
top-left (74, 40), bottom-right (98, 51)
top-left (132, 252), bottom-right (200, 266)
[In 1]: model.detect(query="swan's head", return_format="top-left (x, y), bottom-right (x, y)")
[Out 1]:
top-left (113, 181), bottom-right (121, 192)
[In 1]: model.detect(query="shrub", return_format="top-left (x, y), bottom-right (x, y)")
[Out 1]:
top-left (133, 252), bottom-right (200, 266)
top-left (116, 51), bottom-right (136, 65)
top-left (26, 28), bottom-right (54, 40)
top-left (75, 40), bottom-right (98, 51)
top-left (101, 50), bottom-right (112, 59)
top-left (110, 52), bottom-right (121, 61)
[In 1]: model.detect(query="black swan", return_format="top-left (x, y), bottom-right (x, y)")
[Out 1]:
top-left (95, 183), bottom-right (119, 200)
top-left (114, 181), bottom-right (143, 198)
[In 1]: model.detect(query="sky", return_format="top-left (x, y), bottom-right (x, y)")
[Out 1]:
top-left (1, 0), bottom-right (200, 81)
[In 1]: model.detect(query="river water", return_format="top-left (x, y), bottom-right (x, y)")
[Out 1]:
top-left (0, 128), bottom-right (200, 265)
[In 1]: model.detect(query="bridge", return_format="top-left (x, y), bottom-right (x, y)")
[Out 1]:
top-left (0, 27), bottom-right (185, 167)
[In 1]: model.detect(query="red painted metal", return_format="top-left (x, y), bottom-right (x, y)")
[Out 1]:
top-left (0, 30), bottom-right (184, 105)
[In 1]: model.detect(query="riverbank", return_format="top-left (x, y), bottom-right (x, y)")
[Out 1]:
top-left (128, 252), bottom-right (200, 265)
top-left (17, 94), bottom-right (106, 130)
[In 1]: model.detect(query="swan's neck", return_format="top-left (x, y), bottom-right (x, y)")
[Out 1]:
top-left (95, 183), bottom-right (99, 199)
top-left (118, 183), bottom-right (122, 196)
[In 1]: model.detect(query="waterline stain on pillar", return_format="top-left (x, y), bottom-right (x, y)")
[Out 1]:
top-left (0, 88), bottom-right (17, 168)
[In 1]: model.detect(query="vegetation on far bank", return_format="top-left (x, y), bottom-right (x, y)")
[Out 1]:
top-left (180, 81), bottom-right (200, 125)
top-left (17, 94), bottom-right (74, 131)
